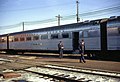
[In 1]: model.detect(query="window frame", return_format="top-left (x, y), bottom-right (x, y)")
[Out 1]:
top-left (14, 37), bottom-right (19, 42)
top-left (20, 37), bottom-right (25, 41)
top-left (51, 34), bottom-right (59, 39)
top-left (41, 34), bottom-right (48, 40)
top-left (83, 31), bottom-right (89, 38)
top-left (33, 35), bottom-right (39, 40)
top-left (26, 36), bottom-right (32, 41)
top-left (62, 33), bottom-right (69, 38)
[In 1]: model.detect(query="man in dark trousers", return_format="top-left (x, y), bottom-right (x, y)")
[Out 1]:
top-left (79, 39), bottom-right (86, 63)
top-left (58, 41), bottom-right (64, 58)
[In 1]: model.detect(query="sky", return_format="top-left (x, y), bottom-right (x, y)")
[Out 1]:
top-left (0, 0), bottom-right (120, 34)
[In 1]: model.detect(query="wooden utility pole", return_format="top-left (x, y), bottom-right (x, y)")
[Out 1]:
top-left (56, 14), bottom-right (62, 26)
top-left (76, 0), bottom-right (80, 23)
top-left (22, 22), bottom-right (24, 31)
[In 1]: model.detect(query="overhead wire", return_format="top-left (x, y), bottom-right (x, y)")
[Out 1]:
top-left (0, 1), bottom-right (75, 12)
top-left (0, 5), bottom-right (119, 30)
top-left (0, 0), bottom-right (120, 31)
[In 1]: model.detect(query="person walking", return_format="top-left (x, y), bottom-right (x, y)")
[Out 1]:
top-left (79, 39), bottom-right (86, 63)
top-left (58, 41), bottom-right (64, 58)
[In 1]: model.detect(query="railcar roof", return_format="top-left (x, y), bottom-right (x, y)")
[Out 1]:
top-left (0, 22), bottom-right (94, 36)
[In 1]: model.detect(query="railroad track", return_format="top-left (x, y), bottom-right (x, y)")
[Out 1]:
top-left (24, 70), bottom-right (84, 82)
top-left (23, 65), bottom-right (120, 82)
top-left (0, 55), bottom-right (120, 82)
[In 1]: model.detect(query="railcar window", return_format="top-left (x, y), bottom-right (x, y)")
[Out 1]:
top-left (62, 33), bottom-right (69, 38)
top-left (14, 38), bottom-right (18, 41)
top-left (0, 37), bottom-right (7, 43)
top-left (107, 28), bottom-right (119, 36)
top-left (118, 28), bottom-right (120, 34)
top-left (51, 34), bottom-right (58, 39)
top-left (20, 37), bottom-right (25, 41)
top-left (0, 39), bottom-right (1, 43)
top-left (9, 36), bottom-right (14, 42)
top-left (1, 39), bottom-right (5, 42)
top-left (88, 30), bottom-right (99, 37)
top-left (26, 37), bottom-right (32, 41)
top-left (14, 38), bottom-right (19, 41)
top-left (33, 36), bottom-right (39, 40)
top-left (79, 31), bottom-right (83, 37)
top-left (41, 35), bottom-right (48, 39)
top-left (83, 31), bottom-right (88, 38)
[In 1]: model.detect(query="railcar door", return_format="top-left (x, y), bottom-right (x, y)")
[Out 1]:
top-left (7, 35), bottom-right (9, 50)
top-left (72, 32), bottom-right (79, 51)
top-left (100, 21), bottom-right (107, 52)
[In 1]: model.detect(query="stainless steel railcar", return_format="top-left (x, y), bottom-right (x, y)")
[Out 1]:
top-left (0, 16), bottom-right (120, 57)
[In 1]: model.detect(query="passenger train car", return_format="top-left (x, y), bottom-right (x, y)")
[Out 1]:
top-left (0, 16), bottom-right (120, 58)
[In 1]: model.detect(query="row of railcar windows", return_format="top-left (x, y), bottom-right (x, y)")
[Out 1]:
top-left (13, 35), bottom-right (42, 42)
top-left (5, 33), bottom-right (70, 42)
top-left (51, 33), bottom-right (70, 39)
top-left (13, 33), bottom-right (70, 42)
